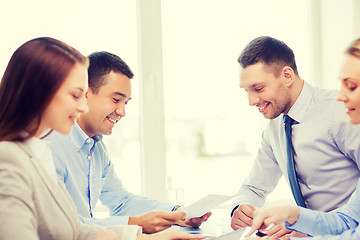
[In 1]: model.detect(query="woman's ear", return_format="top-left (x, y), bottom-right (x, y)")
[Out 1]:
top-left (85, 88), bottom-right (91, 99)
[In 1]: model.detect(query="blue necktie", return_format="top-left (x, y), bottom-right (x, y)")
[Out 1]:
top-left (283, 115), bottom-right (306, 208)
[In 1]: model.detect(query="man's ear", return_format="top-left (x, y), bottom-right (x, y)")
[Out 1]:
top-left (282, 66), bottom-right (295, 86)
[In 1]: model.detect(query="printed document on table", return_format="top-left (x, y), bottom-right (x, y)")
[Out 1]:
top-left (182, 194), bottom-right (236, 218)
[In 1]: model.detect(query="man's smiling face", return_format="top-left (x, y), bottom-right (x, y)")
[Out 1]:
top-left (239, 62), bottom-right (292, 119)
top-left (78, 71), bottom-right (132, 137)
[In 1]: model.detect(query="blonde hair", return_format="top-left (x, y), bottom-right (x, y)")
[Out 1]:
top-left (346, 38), bottom-right (360, 58)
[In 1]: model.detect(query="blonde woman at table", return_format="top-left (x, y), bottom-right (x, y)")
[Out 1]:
top-left (246, 38), bottom-right (360, 240)
top-left (0, 37), bottom-right (204, 240)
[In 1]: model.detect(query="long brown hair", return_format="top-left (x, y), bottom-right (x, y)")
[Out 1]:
top-left (0, 37), bottom-right (88, 141)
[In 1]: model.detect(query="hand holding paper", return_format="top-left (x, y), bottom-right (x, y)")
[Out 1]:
top-left (182, 194), bottom-right (236, 219)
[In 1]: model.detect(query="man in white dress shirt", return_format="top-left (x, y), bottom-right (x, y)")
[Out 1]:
top-left (230, 36), bottom-right (360, 239)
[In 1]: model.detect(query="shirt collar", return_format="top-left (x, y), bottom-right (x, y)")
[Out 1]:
top-left (26, 136), bottom-right (50, 160)
top-left (286, 81), bottom-right (314, 124)
top-left (69, 122), bottom-right (103, 152)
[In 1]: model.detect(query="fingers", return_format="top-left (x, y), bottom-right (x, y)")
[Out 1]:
top-left (246, 209), bottom-right (266, 237)
top-left (243, 204), bottom-right (256, 218)
top-left (138, 211), bottom-right (185, 233)
top-left (231, 204), bottom-right (255, 230)
top-left (158, 211), bottom-right (186, 228)
top-left (163, 210), bottom-right (186, 221)
top-left (231, 216), bottom-right (250, 230)
top-left (184, 218), bottom-right (203, 228)
top-left (278, 235), bottom-right (291, 240)
top-left (267, 223), bottom-right (283, 236)
top-left (154, 211), bottom-right (186, 227)
top-left (184, 211), bottom-right (212, 228)
top-left (287, 231), bottom-right (308, 238)
top-left (278, 232), bottom-right (293, 240)
top-left (202, 211), bottom-right (212, 220)
top-left (184, 218), bottom-right (201, 228)
top-left (270, 231), bottom-right (304, 240)
top-left (267, 224), bottom-right (291, 239)
top-left (247, 206), bottom-right (294, 237)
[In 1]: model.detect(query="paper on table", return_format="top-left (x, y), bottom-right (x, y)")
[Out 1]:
top-left (205, 228), bottom-right (246, 240)
top-left (182, 194), bottom-right (236, 218)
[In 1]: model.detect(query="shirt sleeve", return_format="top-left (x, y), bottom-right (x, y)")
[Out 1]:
top-left (99, 158), bottom-right (175, 221)
top-left (287, 207), bottom-right (358, 237)
top-left (232, 125), bottom-right (283, 210)
top-left (285, 179), bottom-right (360, 239)
top-left (289, 228), bottom-right (360, 240)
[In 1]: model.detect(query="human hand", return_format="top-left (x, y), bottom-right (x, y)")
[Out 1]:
top-left (95, 229), bottom-right (118, 240)
top-left (230, 204), bottom-right (256, 230)
top-left (246, 206), bottom-right (300, 237)
top-left (176, 211), bottom-right (212, 228)
top-left (276, 231), bottom-right (308, 240)
top-left (129, 210), bottom-right (185, 234)
top-left (266, 223), bottom-right (291, 239)
top-left (137, 227), bottom-right (206, 240)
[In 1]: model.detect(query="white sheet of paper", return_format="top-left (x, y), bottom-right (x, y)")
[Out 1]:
top-left (182, 194), bottom-right (235, 218)
top-left (204, 228), bottom-right (246, 240)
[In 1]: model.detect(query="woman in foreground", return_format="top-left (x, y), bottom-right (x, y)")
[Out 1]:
top-left (246, 38), bottom-right (360, 240)
top-left (0, 37), bottom-right (204, 240)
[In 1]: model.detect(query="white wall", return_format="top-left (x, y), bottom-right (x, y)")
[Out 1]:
top-left (308, 0), bottom-right (360, 89)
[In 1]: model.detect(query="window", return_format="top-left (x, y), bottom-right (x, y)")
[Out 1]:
top-left (0, 0), bottom-right (141, 215)
top-left (161, 0), bottom-right (309, 206)
top-left (2, 0), bottom-right (358, 214)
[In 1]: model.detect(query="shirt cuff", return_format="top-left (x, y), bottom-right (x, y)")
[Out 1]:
top-left (286, 207), bottom-right (315, 236)
top-left (230, 205), bottom-right (239, 217)
top-left (172, 205), bottom-right (181, 211)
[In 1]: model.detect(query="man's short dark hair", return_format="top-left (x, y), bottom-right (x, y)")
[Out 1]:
top-left (238, 36), bottom-right (299, 76)
top-left (88, 51), bottom-right (134, 93)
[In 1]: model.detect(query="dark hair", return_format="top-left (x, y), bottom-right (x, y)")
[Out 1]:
top-left (238, 36), bottom-right (299, 76)
top-left (88, 51), bottom-right (134, 94)
top-left (0, 37), bottom-right (88, 141)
